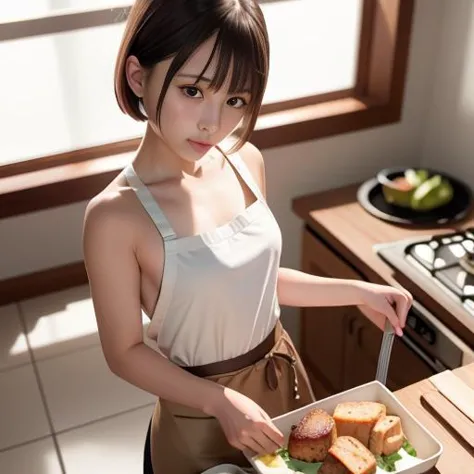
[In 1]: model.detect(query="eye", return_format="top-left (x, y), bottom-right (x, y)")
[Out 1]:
top-left (180, 86), bottom-right (203, 98)
top-left (227, 97), bottom-right (247, 109)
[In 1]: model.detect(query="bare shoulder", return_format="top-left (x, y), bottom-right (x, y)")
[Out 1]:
top-left (83, 179), bottom-right (139, 253)
top-left (234, 141), bottom-right (266, 198)
top-left (84, 187), bottom-right (129, 236)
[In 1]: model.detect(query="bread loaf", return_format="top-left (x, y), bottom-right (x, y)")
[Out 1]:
top-left (333, 401), bottom-right (386, 447)
top-left (319, 436), bottom-right (377, 474)
top-left (369, 415), bottom-right (403, 455)
top-left (288, 408), bottom-right (337, 462)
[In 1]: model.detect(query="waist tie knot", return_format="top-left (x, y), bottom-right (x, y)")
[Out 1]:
top-left (264, 351), bottom-right (300, 400)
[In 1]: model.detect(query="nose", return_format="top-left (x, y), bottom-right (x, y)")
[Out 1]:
top-left (197, 103), bottom-right (221, 135)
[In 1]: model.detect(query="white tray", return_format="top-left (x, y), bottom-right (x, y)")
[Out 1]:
top-left (245, 380), bottom-right (443, 474)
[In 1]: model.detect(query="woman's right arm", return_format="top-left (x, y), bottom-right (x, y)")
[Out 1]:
top-left (82, 195), bottom-right (283, 455)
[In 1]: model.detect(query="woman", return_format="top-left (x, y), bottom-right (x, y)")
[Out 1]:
top-left (82, 1), bottom-right (412, 473)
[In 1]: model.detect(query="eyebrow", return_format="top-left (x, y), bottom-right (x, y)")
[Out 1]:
top-left (176, 74), bottom-right (251, 94)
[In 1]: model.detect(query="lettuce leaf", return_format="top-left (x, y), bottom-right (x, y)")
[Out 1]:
top-left (376, 438), bottom-right (417, 472)
top-left (276, 449), bottom-right (322, 474)
top-left (402, 439), bottom-right (417, 457)
top-left (376, 452), bottom-right (402, 472)
top-left (278, 438), bottom-right (417, 474)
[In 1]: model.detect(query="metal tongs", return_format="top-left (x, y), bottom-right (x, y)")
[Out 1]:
top-left (375, 318), bottom-right (395, 385)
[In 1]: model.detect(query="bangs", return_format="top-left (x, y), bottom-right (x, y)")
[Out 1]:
top-left (195, 25), bottom-right (268, 101)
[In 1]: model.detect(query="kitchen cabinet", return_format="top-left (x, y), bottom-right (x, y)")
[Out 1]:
top-left (300, 227), bottom-right (376, 398)
top-left (300, 227), bottom-right (437, 398)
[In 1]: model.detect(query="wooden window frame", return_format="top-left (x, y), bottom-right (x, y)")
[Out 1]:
top-left (0, 0), bottom-right (414, 219)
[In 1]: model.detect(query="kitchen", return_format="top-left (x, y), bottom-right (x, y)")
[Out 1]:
top-left (1, 0), bottom-right (474, 473)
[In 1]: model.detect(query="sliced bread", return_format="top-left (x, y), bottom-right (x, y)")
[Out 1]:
top-left (320, 436), bottom-right (377, 474)
top-left (333, 401), bottom-right (386, 447)
top-left (369, 415), bottom-right (403, 455)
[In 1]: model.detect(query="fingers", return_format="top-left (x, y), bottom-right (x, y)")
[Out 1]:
top-left (393, 293), bottom-right (412, 328)
top-left (251, 427), bottom-right (282, 455)
top-left (234, 421), bottom-right (283, 456)
top-left (260, 420), bottom-right (285, 449)
top-left (383, 300), bottom-right (403, 336)
top-left (239, 435), bottom-right (268, 457)
top-left (390, 288), bottom-right (413, 329)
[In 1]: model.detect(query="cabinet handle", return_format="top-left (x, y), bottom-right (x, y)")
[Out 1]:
top-left (348, 317), bottom-right (357, 335)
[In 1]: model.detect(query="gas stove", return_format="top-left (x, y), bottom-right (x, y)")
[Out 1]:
top-left (375, 228), bottom-right (474, 318)
top-left (373, 228), bottom-right (474, 375)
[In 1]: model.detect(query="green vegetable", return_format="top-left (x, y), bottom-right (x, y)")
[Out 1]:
top-left (276, 448), bottom-right (290, 462)
top-left (376, 439), bottom-right (418, 472)
top-left (405, 169), bottom-right (429, 188)
top-left (276, 449), bottom-right (323, 474)
top-left (402, 439), bottom-right (417, 457)
top-left (410, 174), bottom-right (454, 211)
top-left (278, 439), bottom-right (418, 474)
top-left (376, 452), bottom-right (402, 472)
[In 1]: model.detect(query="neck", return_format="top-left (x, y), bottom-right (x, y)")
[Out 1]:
top-left (133, 123), bottom-right (217, 182)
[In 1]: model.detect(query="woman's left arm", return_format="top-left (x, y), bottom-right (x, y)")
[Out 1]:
top-left (277, 267), bottom-right (413, 336)
top-left (236, 144), bottom-right (412, 337)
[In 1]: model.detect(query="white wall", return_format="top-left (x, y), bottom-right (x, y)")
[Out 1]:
top-left (0, 0), bottom-right (444, 341)
top-left (420, 0), bottom-right (474, 184)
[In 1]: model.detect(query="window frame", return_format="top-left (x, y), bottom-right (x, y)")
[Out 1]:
top-left (0, 0), bottom-right (415, 219)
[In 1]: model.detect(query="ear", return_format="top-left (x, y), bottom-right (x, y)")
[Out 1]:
top-left (125, 55), bottom-right (146, 98)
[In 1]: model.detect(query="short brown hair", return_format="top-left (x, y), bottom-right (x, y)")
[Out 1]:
top-left (114, 0), bottom-right (270, 152)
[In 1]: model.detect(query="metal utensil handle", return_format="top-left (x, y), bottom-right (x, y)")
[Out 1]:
top-left (376, 319), bottom-right (395, 385)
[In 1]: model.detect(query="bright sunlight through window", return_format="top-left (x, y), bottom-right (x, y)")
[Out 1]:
top-left (0, 0), bottom-right (362, 165)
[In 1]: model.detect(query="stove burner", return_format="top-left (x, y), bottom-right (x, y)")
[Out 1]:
top-left (405, 228), bottom-right (474, 304)
top-left (460, 248), bottom-right (474, 275)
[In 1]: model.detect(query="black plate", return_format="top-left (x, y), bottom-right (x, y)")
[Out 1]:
top-left (357, 168), bottom-right (473, 226)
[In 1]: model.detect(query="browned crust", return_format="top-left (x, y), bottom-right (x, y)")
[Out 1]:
top-left (290, 409), bottom-right (335, 440)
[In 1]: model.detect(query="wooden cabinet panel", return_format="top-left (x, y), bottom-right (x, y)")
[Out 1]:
top-left (344, 312), bottom-right (382, 390)
top-left (301, 305), bottom-right (347, 395)
top-left (300, 228), bottom-right (366, 397)
top-left (344, 312), bottom-right (435, 391)
top-left (306, 362), bottom-right (333, 400)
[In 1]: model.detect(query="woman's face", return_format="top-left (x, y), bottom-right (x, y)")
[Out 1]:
top-left (141, 35), bottom-right (251, 162)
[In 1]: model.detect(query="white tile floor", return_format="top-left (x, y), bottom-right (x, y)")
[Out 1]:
top-left (0, 285), bottom-right (156, 474)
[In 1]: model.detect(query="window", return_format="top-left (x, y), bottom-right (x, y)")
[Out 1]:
top-left (0, 0), bottom-right (363, 166)
top-left (0, 22), bottom-right (144, 166)
top-left (263, 0), bottom-right (363, 104)
top-left (0, 1), bottom-right (415, 217)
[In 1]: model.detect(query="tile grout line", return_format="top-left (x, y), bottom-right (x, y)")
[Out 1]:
top-left (16, 302), bottom-right (68, 474)
top-left (0, 434), bottom-right (52, 455)
top-left (53, 402), bottom-right (156, 437)
top-left (26, 339), bottom-right (103, 364)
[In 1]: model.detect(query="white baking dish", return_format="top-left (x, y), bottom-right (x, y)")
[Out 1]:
top-left (245, 380), bottom-right (443, 474)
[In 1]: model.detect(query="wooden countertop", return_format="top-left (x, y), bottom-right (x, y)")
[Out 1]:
top-left (292, 182), bottom-right (474, 346)
top-left (292, 183), bottom-right (474, 286)
top-left (394, 363), bottom-right (474, 473)
top-left (293, 183), bottom-right (474, 471)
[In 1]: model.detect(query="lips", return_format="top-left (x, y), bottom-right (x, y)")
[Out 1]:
top-left (187, 139), bottom-right (214, 153)
top-left (189, 139), bottom-right (213, 146)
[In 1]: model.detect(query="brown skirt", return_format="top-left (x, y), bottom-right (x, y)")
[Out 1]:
top-left (149, 322), bottom-right (315, 474)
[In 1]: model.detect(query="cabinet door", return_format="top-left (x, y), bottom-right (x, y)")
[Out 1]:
top-left (344, 312), bottom-right (382, 389)
top-left (345, 312), bottom-right (436, 391)
top-left (301, 304), bottom-right (348, 396)
top-left (300, 229), bottom-right (365, 398)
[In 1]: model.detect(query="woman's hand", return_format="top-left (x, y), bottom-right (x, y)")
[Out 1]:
top-left (209, 387), bottom-right (284, 456)
top-left (355, 282), bottom-right (413, 336)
